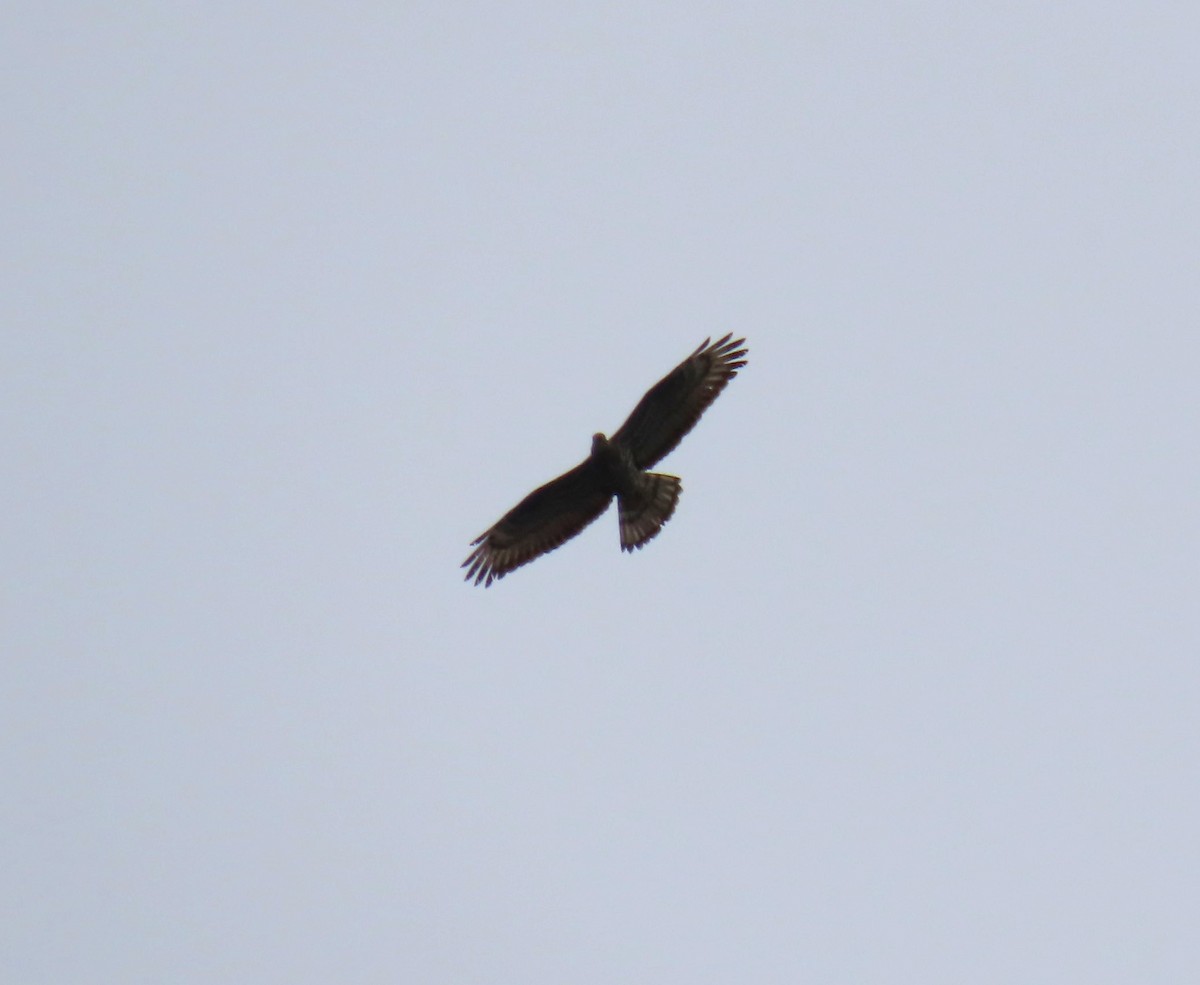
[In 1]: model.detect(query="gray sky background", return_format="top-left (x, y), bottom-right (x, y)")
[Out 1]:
top-left (5, 3), bottom-right (1199, 982)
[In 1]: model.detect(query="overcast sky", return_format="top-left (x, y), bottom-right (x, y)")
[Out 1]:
top-left (5, 3), bottom-right (1199, 982)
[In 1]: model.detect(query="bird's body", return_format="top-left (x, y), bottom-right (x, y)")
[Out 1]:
top-left (463, 334), bottom-right (747, 586)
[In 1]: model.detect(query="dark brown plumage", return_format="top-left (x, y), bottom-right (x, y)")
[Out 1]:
top-left (462, 334), bottom-right (748, 587)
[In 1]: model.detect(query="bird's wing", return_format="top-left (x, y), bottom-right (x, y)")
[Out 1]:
top-left (610, 334), bottom-right (748, 469)
top-left (462, 459), bottom-right (612, 587)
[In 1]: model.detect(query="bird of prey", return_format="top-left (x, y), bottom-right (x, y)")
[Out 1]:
top-left (462, 334), bottom-right (748, 587)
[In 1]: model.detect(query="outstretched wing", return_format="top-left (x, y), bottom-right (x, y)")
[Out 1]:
top-left (610, 334), bottom-right (748, 469)
top-left (462, 459), bottom-right (612, 587)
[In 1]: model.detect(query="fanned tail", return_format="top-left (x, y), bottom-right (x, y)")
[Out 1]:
top-left (618, 472), bottom-right (682, 552)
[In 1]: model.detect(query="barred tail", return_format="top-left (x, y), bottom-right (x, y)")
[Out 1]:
top-left (618, 472), bottom-right (682, 552)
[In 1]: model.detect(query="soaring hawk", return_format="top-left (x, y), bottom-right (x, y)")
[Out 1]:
top-left (462, 334), bottom-right (748, 587)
